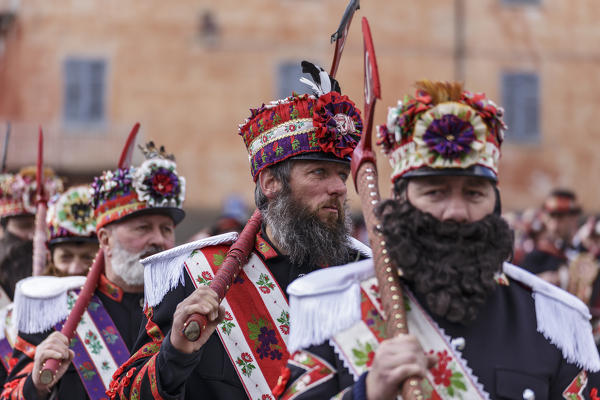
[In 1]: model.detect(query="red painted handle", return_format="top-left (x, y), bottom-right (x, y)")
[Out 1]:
top-left (183, 210), bottom-right (262, 341)
top-left (39, 250), bottom-right (105, 385)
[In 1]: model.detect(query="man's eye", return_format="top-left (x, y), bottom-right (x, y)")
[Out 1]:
top-left (467, 190), bottom-right (484, 198)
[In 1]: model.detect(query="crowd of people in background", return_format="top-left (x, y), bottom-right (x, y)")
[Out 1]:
top-left (505, 189), bottom-right (600, 341)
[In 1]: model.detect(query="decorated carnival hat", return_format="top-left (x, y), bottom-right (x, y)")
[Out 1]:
top-left (46, 185), bottom-right (97, 248)
top-left (377, 80), bottom-right (507, 183)
top-left (239, 61), bottom-right (363, 181)
top-left (543, 189), bottom-right (581, 216)
top-left (91, 142), bottom-right (186, 230)
top-left (0, 167), bottom-right (63, 219)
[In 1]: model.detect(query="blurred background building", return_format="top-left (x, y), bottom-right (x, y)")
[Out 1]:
top-left (0, 0), bottom-right (598, 240)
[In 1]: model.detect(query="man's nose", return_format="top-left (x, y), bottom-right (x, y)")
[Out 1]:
top-left (327, 174), bottom-right (348, 198)
top-left (441, 195), bottom-right (470, 223)
top-left (146, 226), bottom-right (169, 251)
top-left (70, 258), bottom-right (90, 275)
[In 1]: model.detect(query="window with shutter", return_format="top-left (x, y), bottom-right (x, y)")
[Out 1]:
top-left (501, 71), bottom-right (540, 144)
top-left (501, 0), bottom-right (540, 5)
top-left (63, 57), bottom-right (107, 128)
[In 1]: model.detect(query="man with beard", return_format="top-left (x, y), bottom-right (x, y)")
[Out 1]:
top-left (109, 62), bottom-right (370, 400)
top-left (279, 81), bottom-right (600, 399)
top-left (0, 168), bottom-right (63, 300)
top-left (1, 143), bottom-right (186, 400)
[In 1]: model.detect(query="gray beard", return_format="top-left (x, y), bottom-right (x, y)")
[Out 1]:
top-left (110, 242), bottom-right (160, 286)
top-left (262, 188), bottom-right (353, 267)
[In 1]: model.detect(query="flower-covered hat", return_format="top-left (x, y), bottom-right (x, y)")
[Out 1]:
top-left (239, 61), bottom-right (363, 181)
top-left (91, 142), bottom-right (186, 230)
top-left (0, 167), bottom-right (63, 218)
top-left (377, 80), bottom-right (506, 183)
top-left (46, 185), bottom-right (97, 247)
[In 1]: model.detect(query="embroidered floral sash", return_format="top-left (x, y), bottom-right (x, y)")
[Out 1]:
top-left (185, 246), bottom-right (290, 400)
top-left (329, 277), bottom-right (490, 399)
top-left (61, 291), bottom-right (130, 400)
top-left (0, 304), bottom-right (15, 371)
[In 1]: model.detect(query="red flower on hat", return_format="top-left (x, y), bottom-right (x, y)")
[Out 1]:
top-left (313, 92), bottom-right (363, 158)
top-left (152, 173), bottom-right (174, 195)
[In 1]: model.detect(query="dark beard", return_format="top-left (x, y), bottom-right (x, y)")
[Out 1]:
top-left (262, 188), bottom-right (353, 268)
top-left (376, 199), bottom-right (514, 325)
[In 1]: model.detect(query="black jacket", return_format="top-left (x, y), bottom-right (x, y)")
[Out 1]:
top-left (283, 276), bottom-right (600, 399)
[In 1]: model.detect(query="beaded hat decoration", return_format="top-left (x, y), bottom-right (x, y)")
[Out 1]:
top-left (0, 167), bottom-right (63, 218)
top-left (46, 185), bottom-right (97, 247)
top-left (91, 142), bottom-right (186, 230)
top-left (377, 80), bottom-right (507, 183)
top-left (239, 61), bottom-right (363, 181)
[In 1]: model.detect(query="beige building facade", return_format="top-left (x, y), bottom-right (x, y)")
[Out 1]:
top-left (0, 0), bottom-right (598, 237)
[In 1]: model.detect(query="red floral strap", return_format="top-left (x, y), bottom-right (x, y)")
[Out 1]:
top-left (108, 311), bottom-right (163, 400)
top-left (562, 370), bottom-right (588, 400)
top-left (13, 337), bottom-right (35, 360)
top-left (1, 363), bottom-right (33, 400)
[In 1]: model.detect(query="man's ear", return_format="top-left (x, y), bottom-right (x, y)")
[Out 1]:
top-left (259, 169), bottom-right (282, 200)
top-left (97, 227), bottom-right (112, 256)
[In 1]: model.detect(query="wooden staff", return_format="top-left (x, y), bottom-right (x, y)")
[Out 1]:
top-left (32, 127), bottom-right (47, 276)
top-left (351, 17), bottom-right (424, 399)
top-left (39, 123), bottom-right (140, 384)
top-left (183, 209), bottom-right (262, 341)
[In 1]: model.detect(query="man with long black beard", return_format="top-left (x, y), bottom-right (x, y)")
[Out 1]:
top-left (260, 160), bottom-right (355, 271)
top-left (279, 81), bottom-right (600, 399)
top-left (109, 63), bottom-right (370, 400)
top-left (2, 143), bottom-right (186, 400)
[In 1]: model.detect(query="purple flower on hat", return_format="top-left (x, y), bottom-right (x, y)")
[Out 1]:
top-left (423, 114), bottom-right (475, 160)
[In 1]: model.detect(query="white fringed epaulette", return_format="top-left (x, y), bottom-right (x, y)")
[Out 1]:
top-left (348, 237), bottom-right (372, 259)
top-left (503, 262), bottom-right (600, 372)
top-left (286, 239), bottom-right (371, 352)
top-left (142, 232), bottom-right (238, 308)
top-left (288, 258), bottom-right (374, 352)
top-left (13, 275), bottom-right (87, 334)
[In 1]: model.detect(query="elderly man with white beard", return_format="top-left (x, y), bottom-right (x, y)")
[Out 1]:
top-left (1, 142), bottom-right (186, 400)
